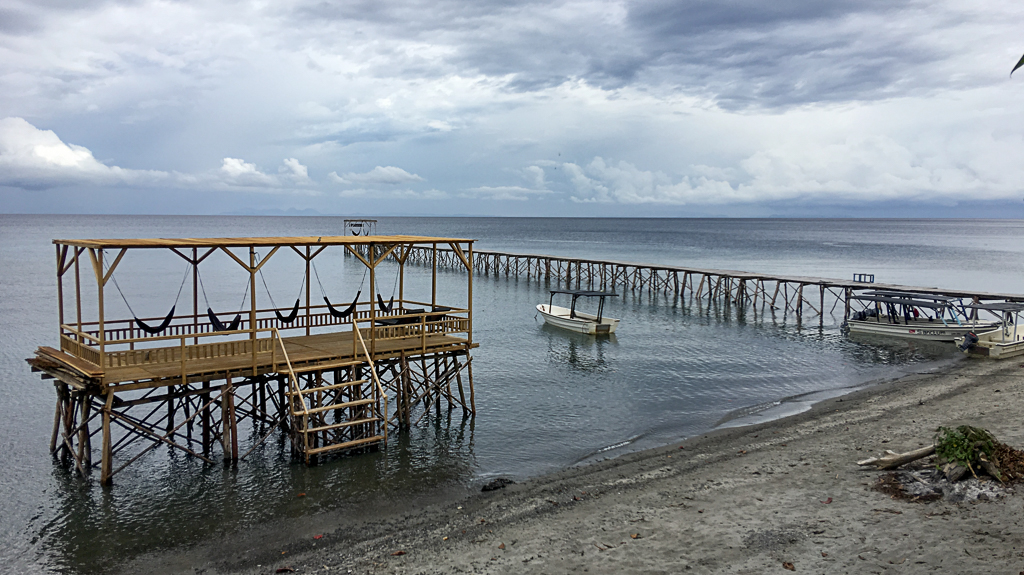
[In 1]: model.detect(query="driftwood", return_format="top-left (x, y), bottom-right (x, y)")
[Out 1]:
top-left (858, 445), bottom-right (936, 470)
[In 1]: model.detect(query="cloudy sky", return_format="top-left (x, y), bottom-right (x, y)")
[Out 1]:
top-left (2, 0), bottom-right (1023, 217)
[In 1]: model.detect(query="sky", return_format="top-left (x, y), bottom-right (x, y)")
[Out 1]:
top-left (1, 0), bottom-right (1023, 218)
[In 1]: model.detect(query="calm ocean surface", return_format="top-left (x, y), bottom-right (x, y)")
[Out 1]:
top-left (1, 215), bottom-right (1023, 572)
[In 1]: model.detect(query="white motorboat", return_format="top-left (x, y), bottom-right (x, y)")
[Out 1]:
top-left (843, 290), bottom-right (998, 342)
top-left (956, 302), bottom-right (1024, 359)
top-left (537, 290), bottom-right (619, 334)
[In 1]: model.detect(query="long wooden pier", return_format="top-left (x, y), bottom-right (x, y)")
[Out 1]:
top-left (407, 247), bottom-right (1024, 323)
top-left (28, 235), bottom-right (477, 485)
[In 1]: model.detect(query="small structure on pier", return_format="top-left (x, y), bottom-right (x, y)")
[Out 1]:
top-left (28, 234), bottom-right (476, 485)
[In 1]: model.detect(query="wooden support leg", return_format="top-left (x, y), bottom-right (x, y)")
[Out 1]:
top-left (455, 356), bottom-right (467, 414)
top-left (100, 391), bottom-right (114, 485)
top-left (79, 395), bottom-right (92, 468)
top-left (467, 356), bottom-right (475, 414)
top-left (50, 383), bottom-right (63, 454)
top-left (221, 381), bottom-right (232, 462)
top-left (201, 381), bottom-right (211, 454)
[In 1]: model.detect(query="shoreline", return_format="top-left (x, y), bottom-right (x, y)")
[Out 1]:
top-left (121, 357), bottom-right (1024, 574)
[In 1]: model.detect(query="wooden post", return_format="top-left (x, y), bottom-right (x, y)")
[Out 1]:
top-left (100, 390), bottom-right (114, 485)
top-left (369, 243), bottom-right (376, 357)
top-left (192, 248), bottom-right (199, 345)
top-left (250, 246), bottom-right (257, 376)
top-left (306, 246), bottom-right (312, 336)
top-left (56, 245), bottom-right (65, 328)
top-left (467, 243), bottom-right (473, 350)
top-left (221, 381), bottom-right (232, 461)
top-left (50, 384), bottom-right (62, 453)
top-left (75, 248), bottom-right (82, 340)
top-left (78, 392), bottom-right (91, 468)
top-left (819, 285), bottom-right (825, 326)
top-left (431, 243), bottom-right (437, 308)
top-left (201, 381), bottom-right (210, 454)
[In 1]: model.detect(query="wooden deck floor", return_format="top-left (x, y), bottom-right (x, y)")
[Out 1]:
top-left (39, 331), bottom-right (474, 390)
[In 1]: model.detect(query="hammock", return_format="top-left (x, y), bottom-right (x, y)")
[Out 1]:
top-left (312, 257), bottom-right (365, 321)
top-left (377, 293), bottom-right (394, 314)
top-left (110, 261), bottom-right (190, 336)
top-left (207, 308), bottom-right (242, 332)
top-left (136, 306), bottom-right (177, 335)
top-left (325, 291), bottom-right (360, 319)
top-left (256, 253), bottom-right (304, 325)
top-left (276, 299), bottom-right (300, 323)
top-left (198, 267), bottom-right (249, 333)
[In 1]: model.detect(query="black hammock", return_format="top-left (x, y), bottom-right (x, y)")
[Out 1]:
top-left (325, 291), bottom-right (360, 319)
top-left (377, 293), bottom-right (394, 314)
top-left (208, 308), bottom-right (242, 332)
top-left (112, 262), bottom-right (189, 336)
top-left (275, 299), bottom-right (300, 323)
top-left (135, 306), bottom-right (177, 335)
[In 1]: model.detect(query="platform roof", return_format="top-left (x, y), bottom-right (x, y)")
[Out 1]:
top-left (53, 234), bottom-right (474, 249)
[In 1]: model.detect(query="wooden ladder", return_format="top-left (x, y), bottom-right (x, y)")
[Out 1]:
top-left (271, 329), bottom-right (386, 463)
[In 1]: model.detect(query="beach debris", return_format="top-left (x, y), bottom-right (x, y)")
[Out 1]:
top-left (481, 478), bottom-right (515, 492)
top-left (313, 534), bottom-right (323, 539)
top-left (630, 533), bottom-right (641, 539)
top-left (857, 445), bottom-right (936, 470)
top-left (498, 543), bottom-right (505, 550)
top-left (820, 497), bottom-right (832, 504)
top-left (782, 561), bottom-right (795, 571)
top-left (275, 568), bottom-right (295, 573)
top-left (391, 550), bottom-right (406, 556)
top-left (859, 425), bottom-right (1024, 483)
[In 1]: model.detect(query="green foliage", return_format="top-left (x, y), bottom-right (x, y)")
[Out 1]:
top-left (934, 425), bottom-right (996, 472)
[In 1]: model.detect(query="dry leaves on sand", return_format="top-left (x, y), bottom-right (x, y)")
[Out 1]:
top-left (391, 550), bottom-right (407, 556)
top-left (782, 561), bottom-right (795, 571)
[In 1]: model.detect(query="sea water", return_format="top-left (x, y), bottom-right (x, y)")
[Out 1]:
top-left (1, 215), bottom-right (1022, 572)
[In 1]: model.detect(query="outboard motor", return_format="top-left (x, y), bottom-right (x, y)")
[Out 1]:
top-left (957, 332), bottom-right (979, 352)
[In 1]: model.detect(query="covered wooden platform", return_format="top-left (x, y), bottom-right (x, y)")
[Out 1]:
top-left (29, 233), bottom-right (477, 485)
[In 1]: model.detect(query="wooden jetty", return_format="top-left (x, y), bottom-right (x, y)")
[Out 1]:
top-left (28, 235), bottom-right (476, 485)
top-left (406, 248), bottom-right (1024, 322)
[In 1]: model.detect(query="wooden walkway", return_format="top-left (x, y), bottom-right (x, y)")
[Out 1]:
top-left (406, 247), bottom-right (1024, 324)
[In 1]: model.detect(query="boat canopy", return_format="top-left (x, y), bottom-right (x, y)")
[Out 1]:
top-left (548, 289), bottom-right (618, 322)
top-left (850, 294), bottom-right (952, 310)
top-left (862, 290), bottom-right (957, 302)
top-left (965, 302), bottom-right (1024, 312)
top-left (548, 289), bottom-right (619, 298)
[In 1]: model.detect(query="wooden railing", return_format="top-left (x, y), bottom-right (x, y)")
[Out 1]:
top-left (57, 305), bottom-right (470, 373)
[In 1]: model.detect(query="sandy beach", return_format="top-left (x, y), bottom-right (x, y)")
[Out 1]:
top-left (122, 356), bottom-right (1024, 574)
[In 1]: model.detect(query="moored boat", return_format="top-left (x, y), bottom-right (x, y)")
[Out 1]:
top-left (843, 290), bottom-right (998, 342)
top-left (956, 302), bottom-right (1024, 359)
top-left (537, 290), bottom-right (619, 334)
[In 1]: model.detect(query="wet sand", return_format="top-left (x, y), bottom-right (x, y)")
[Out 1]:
top-left (122, 357), bottom-right (1024, 574)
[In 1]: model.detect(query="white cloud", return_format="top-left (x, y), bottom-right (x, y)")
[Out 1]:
top-left (329, 166), bottom-right (424, 186)
top-left (0, 117), bottom-right (318, 193)
top-left (0, 117), bottom-right (167, 190)
top-left (564, 129), bottom-right (1024, 205)
top-left (216, 157), bottom-right (315, 189)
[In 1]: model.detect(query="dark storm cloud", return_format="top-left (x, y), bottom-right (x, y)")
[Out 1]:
top-left (290, 0), bottom-right (943, 108)
top-left (0, 8), bottom-right (41, 35)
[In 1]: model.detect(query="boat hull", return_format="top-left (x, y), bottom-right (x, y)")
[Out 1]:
top-left (844, 319), bottom-right (999, 342)
top-left (957, 329), bottom-right (1024, 359)
top-left (537, 304), bottom-right (619, 334)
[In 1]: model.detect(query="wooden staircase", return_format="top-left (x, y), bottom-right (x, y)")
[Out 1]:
top-left (272, 329), bottom-right (388, 464)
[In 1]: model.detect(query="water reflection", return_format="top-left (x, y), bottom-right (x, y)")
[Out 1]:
top-left (38, 414), bottom-right (476, 573)
top-left (540, 324), bottom-right (617, 373)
